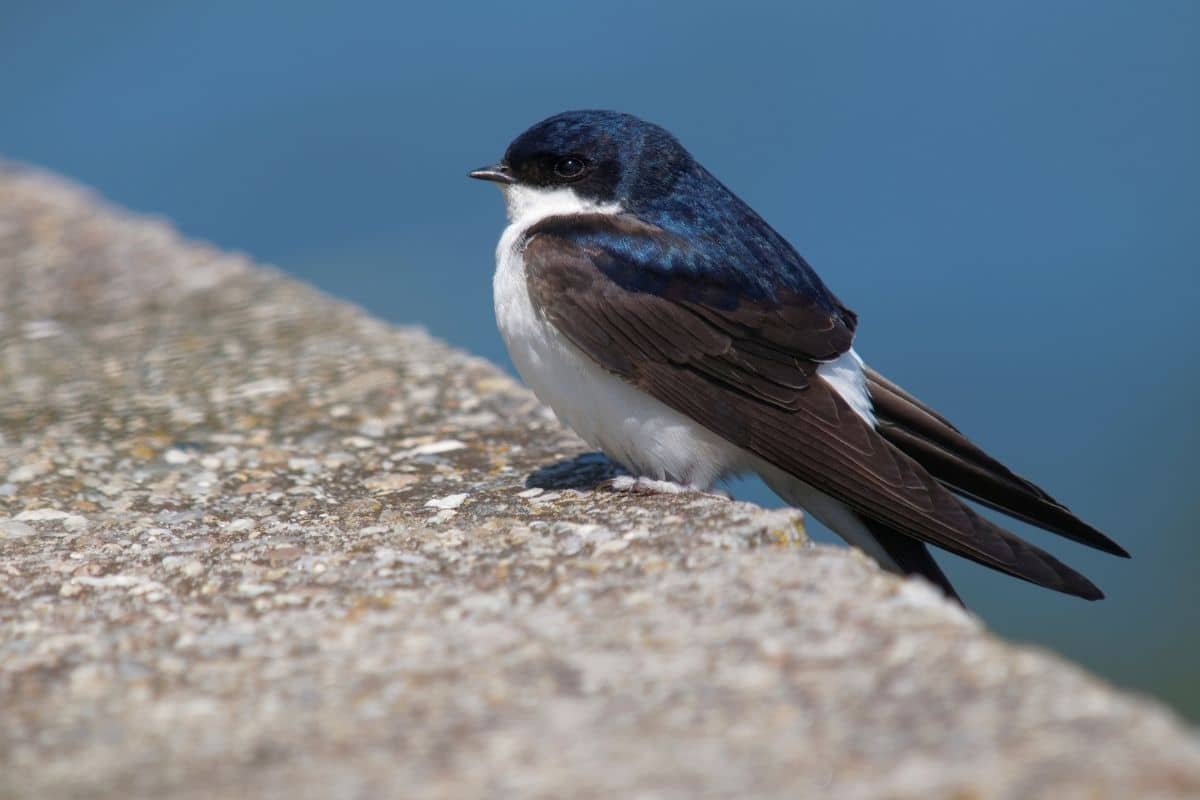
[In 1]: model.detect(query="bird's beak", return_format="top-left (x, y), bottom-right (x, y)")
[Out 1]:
top-left (468, 164), bottom-right (516, 185)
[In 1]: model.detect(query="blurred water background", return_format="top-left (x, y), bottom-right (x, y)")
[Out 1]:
top-left (2, 1), bottom-right (1197, 718)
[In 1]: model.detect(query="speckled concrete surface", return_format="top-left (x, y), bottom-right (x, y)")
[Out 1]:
top-left (1, 164), bottom-right (1198, 800)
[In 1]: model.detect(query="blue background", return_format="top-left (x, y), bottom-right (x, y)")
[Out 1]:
top-left (3, 2), bottom-right (1197, 719)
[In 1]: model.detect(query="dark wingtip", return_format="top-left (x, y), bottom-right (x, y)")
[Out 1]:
top-left (1065, 516), bottom-right (1129, 558)
top-left (1058, 565), bottom-right (1105, 601)
top-left (1108, 538), bottom-right (1132, 559)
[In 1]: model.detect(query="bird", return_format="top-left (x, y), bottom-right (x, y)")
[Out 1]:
top-left (469, 109), bottom-right (1127, 603)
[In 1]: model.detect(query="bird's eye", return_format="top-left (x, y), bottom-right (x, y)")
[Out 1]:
top-left (553, 156), bottom-right (586, 179)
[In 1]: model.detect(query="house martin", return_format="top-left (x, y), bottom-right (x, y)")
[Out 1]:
top-left (470, 110), bottom-right (1127, 602)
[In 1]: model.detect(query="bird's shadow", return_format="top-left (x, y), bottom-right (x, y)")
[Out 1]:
top-left (524, 452), bottom-right (627, 491)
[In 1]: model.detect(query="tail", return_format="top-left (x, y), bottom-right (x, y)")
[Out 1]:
top-left (858, 516), bottom-right (964, 605)
top-left (756, 464), bottom-right (969, 604)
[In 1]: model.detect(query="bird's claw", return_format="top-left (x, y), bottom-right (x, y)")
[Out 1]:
top-left (600, 475), bottom-right (730, 500)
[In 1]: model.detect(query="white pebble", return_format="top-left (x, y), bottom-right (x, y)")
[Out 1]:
top-left (358, 419), bottom-right (388, 438)
top-left (236, 377), bottom-right (291, 398)
top-left (402, 440), bottom-right (468, 457)
top-left (15, 508), bottom-right (73, 521)
top-left (76, 574), bottom-right (142, 589)
top-left (424, 493), bottom-right (468, 510)
top-left (22, 319), bottom-right (63, 340)
top-left (6, 464), bottom-right (43, 483)
top-left (14, 508), bottom-right (88, 530)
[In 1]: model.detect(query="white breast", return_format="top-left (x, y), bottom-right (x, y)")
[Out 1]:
top-left (489, 184), bottom-right (875, 488)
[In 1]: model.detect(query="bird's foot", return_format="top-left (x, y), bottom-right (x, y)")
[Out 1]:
top-left (601, 475), bottom-right (730, 500)
top-left (602, 475), bottom-right (689, 495)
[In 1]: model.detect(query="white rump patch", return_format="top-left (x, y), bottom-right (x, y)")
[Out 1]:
top-left (816, 349), bottom-right (876, 426)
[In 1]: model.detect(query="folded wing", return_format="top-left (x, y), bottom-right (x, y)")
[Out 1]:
top-left (523, 213), bottom-right (1118, 600)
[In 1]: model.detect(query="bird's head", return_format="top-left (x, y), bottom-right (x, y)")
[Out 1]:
top-left (469, 110), bottom-right (695, 216)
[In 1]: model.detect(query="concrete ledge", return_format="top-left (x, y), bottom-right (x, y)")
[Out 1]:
top-left (2, 165), bottom-right (1198, 799)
